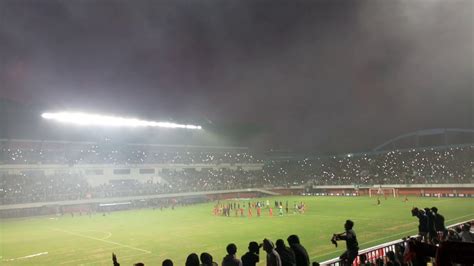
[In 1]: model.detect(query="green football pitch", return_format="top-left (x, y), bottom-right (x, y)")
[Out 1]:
top-left (1, 196), bottom-right (473, 265)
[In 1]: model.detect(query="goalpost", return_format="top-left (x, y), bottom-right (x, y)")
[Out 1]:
top-left (368, 187), bottom-right (398, 198)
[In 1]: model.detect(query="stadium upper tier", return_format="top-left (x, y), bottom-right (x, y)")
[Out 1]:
top-left (0, 140), bottom-right (263, 165)
top-left (1, 141), bottom-right (472, 205)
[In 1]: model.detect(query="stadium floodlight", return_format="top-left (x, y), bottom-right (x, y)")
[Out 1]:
top-left (41, 111), bottom-right (202, 129)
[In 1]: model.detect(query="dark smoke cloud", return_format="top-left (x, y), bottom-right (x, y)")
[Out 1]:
top-left (0, 0), bottom-right (472, 153)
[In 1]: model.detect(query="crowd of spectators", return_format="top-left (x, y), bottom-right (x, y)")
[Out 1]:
top-left (1, 145), bottom-right (472, 205)
top-left (113, 234), bottom-right (312, 266)
top-left (276, 146), bottom-right (473, 186)
top-left (0, 141), bottom-right (263, 165)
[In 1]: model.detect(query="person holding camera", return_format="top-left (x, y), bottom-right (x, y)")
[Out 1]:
top-left (331, 220), bottom-right (359, 266)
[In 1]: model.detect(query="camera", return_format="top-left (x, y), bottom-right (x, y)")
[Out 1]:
top-left (331, 234), bottom-right (339, 247)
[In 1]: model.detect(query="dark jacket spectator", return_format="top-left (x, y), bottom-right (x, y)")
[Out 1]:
top-left (287, 235), bottom-right (309, 266)
top-left (459, 223), bottom-right (474, 242)
top-left (241, 242), bottom-right (260, 266)
top-left (222, 243), bottom-right (242, 266)
top-left (263, 239), bottom-right (282, 266)
top-left (431, 207), bottom-right (446, 232)
top-left (275, 239), bottom-right (296, 266)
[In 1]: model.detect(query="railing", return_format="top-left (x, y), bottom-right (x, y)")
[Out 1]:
top-left (320, 220), bottom-right (472, 266)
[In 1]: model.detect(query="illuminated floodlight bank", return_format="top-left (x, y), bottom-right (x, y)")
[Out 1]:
top-left (41, 112), bottom-right (202, 129)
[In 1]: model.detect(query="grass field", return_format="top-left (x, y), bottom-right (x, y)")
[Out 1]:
top-left (1, 196), bottom-right (473, 265)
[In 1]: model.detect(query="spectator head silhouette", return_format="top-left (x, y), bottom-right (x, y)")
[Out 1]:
top-left (431, 207), bottom-right (438, 213)
top-left (248, 241), bottom-right (260, 253)
top-left (226, 243), bottom-right (237, 255)
top-left (134, 263), bottom-right (145, 266)
top-left (263, 238), bottom-right (275, 253)
top-left (345, 220), bottom-right (354, 230)
top-left (200, 252), bottom-right (214, 266)
top-left (287, 235), bottom-right (300, 245)
top-left (275, 239), bottom-right (286, 249)
top-left (386, 251), bottom-right (396, 262)
top-left (162, 259), bottom-right (173, 266)
top-left (462, 223), bottom-right (471, 231)
top-left (186, 253), bottom-right (200, 266)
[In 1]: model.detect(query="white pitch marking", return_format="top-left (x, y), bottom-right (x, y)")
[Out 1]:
top-left (53, 229), bottom-right (151, 254)
top-left (101, 231), bottom-right (113, 240)
top-left (2, 252), bottom-right (48, 261)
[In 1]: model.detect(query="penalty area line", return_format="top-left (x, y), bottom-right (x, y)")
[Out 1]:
top-left (52, 228), bottom-right (152, 254)
top-left (2, 252), bottom-right (48, 261)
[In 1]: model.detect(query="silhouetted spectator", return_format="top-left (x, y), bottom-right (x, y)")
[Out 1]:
top-left (413, 208), bottom-right (428, 241)
top-left (287, 235), bottom-right (309, 266)
top-left (241, 241), bottom-right (260, 266)
top-left (431, 207), bottom-right (446, 240)
top-left (385, 251), bottom-right (400, 266)
top-left (263, 238), bottom-right (282, 266)
top-left (424, 208), bottom-right (437, 242)
top-left (222, 243), bottom-right (242, 266)
top-left (162, 259), bottom-right (173, 266)
top-left (459, 223), bottom-right (474, 242)
top-left (334, 220), bottom-right (359, 266)
top-left (275, 239), bottom-right (296, 266)
top-left (186, 253), bottom-right (201, 266)
top-left (447, 229), bottom-right (461, 241)
top-left (201, 252), bottom-right (218, 266)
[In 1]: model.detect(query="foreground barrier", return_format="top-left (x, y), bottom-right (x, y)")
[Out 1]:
top-left (320, 220), bottom-right (472, 266)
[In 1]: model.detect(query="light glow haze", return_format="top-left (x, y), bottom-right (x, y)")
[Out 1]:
top-left (41, 112), bottom-right (202, 130)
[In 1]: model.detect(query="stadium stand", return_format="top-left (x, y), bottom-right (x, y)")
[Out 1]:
top-left (1, 139), bottom-right (472, 205)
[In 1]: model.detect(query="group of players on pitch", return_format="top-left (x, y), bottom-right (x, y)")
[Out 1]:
top-left (213, 200), bottom-right (306, 217)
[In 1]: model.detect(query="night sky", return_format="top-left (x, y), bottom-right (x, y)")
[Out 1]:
top-left (0, 0), bottom-right (472, 152)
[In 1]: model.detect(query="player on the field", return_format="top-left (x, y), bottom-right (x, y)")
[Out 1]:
top-left (377, 198), bottom-right (381, 206)
top-left (278, 204), bottom-right (283, 216)
top-left (269, 207), bottom-right (273, 217)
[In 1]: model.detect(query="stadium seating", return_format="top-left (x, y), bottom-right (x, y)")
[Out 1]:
top-left (1, 142), bottom-right (472, 205)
